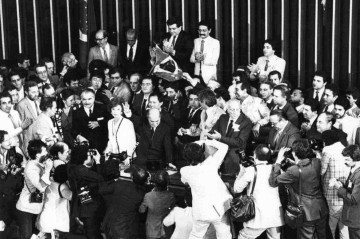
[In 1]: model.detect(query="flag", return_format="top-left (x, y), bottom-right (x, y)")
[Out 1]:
top-left (149, 44), bottom-right (183, 82)
top-left (78, 0), bottom-right (96, 70)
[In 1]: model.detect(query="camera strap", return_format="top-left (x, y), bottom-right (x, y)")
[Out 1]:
top-left (58, 183), bottom-right (64, 199)
top-left (113, 118), bottom-right (124, 153)
top-left (249, 165), bottom-right (257, 196)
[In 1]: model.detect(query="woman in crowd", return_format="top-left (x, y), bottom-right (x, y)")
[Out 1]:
top-left (104, 98), bottom-right (136, 162)
top-left (16, 139), bottom-right (53, 239)
top-left (139, 170), bottom-right (175, 239)
top-left (37, 164), bottom-right (72, 238)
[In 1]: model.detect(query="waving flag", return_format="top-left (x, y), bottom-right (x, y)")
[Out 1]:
top-left (149, 44), bottom-right (183, 82)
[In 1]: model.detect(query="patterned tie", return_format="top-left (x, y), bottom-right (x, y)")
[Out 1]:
top-left (128, 45), bottom-right (134, 62)
top-left (264, 59), bottom-right (269, 71)
top-left (200, 40), bottom-right (205, 53)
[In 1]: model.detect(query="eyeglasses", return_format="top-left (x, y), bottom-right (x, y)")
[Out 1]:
top-left (110, 76), bottom-right (121, 79)
top-left (95, 37), bottom-right (105, 42)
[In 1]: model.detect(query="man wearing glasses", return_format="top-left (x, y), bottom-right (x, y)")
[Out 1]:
top-left (88, 29), bottom-right (119, 68)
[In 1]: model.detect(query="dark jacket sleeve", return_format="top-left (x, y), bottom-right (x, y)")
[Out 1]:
top-left (337, 177), bottom-right (360, 206)
top-left (164, 127), bottom-right (173, 163)
top-left (269, 164), bottom-right (297, 187)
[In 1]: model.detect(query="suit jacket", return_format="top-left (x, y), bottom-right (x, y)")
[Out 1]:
top-left (305, 88), bottom-right (326, 113)
top-left (30, 113), bottom-right (57, 142)
top-left (268, 122), bottom-right (300, 151)
top-left (338, 167), bottom-right (360, 228)
top-left (88, 44), bottom-right (119, 67)
top-left (269, 158), bottom-right (328, 221)
top-left (279, 102), bottom-right (299, 127)
top-left (135, 122), bottom-right (172, 167)
top-left (162, 31), bottom-right (194, 72)
top-left (131, 91), bottom-right (146, 117)
top-left (72, 103), bottom-right (111, 152)
top-left (212, 113), bottom-right (253, 175)
top-left (16, 97), bottom-right (40, 153)
top-left (119, 40), bottom-right (151, 77)
top-left (190, 36), bottom-right (220, 84)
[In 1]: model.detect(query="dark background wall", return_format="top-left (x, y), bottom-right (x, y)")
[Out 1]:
top-left (0, 0), bottom-right (359, 90)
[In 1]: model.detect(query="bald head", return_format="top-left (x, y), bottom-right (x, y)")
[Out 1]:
top-left (95, 29), bottom-right (108, 48)
top-left (148, 108), bottom-right (161, 128)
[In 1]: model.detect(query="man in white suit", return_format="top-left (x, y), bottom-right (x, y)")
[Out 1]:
top-left (190, 20), bottom-right (220, 85)
top-left (181, 139), bottom-right (232, 239)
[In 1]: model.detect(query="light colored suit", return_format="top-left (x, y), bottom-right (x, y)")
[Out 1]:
top-left (88, 43), bottom-right (119, 67)
top-left (16, 97), bottom-right (40, 152)
top-left (190, 36), bottom-right (220, 84)
top-left (180, 140), bottom-right (232, 238)
top-left (30, 113), bottom-right (58, 143)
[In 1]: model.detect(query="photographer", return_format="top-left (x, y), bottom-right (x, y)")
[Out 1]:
top-left (99, 165), bottom-right (148, 239)
top-left (269, 139), bottom-right (328, 239)
top-left (68, 143), bottom-right (105, 239)
top-left (0, 130), bottom-right (25, 238)
top-left (16, 139), bottom-right (53, 239)
top-left (233, 144), bottom-right (284, 239)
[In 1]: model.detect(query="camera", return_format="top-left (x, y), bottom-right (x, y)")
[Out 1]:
top-left (280, 149), bottom-right (295, 171)
top-left (88, 149), bottom-right (97, 156)
top-left (308, 138), bottom-right (324, 151)
top-left (235, 150), bottom-right (254, 167)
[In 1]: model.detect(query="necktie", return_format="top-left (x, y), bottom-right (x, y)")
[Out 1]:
top-left (324, 105), bottom-right (329, 113)
top-left (200, 40), bottom-right (205, 53)
top-left (315, 90), bottom-right (320, 101)
top-left (128, 45), bottom-right (134, 61)
top-left (189, 108), bottom-right (195, 118)
top-left (264, 59), bottom-right (269, 71)
top-left (89, 108), bottom-right (92, 117)
top-left (151, 127), bottom-right (155, 138)
top-left (226, 120), bottom-right (233, 136)
top-left (34, 101), bottom-right (40, 116)
top-left (171, 36), bottom-right (177, 48)
top-left (102, 47), bottom-right (109, 63)
top-left (141, 99), bottom-right (147, 116)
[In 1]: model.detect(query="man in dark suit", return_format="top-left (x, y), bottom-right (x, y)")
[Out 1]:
top-left (310, 112), bottom-right (348, 146)
top-left (259, 81), bottom-right (275, 110)
top-left (119, 29), bottom-right (150, 77)
top-left (267, 109), bottom-right (300, 152)
top-left (300, 98), bottom-right (319, 138)
top-left (72, 89), bottom-right (111, 152)
top-left (135, 108), bottom-right (174, 170)
top-left (273, 84), bottom-right (299, 127)
top-left (162, 17), bottom-right (194, 72)
top-left (305, 71), bottom-right (328, 103)
top-left (88, 29), bottom-right (119, 68)
top-left (208, 99), bottom-right (253, 175)
top-left (131, 76), bottom-right (155, 118)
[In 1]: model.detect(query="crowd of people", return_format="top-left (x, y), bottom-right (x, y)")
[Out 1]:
top-left (0, 16), bottom-right (359, 239)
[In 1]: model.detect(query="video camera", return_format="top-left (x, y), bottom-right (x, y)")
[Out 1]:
top-left (235, 150), bottom-right (254, 167)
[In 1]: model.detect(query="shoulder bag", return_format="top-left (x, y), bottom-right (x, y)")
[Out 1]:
top-left (230, 165), bottom-right (257, 222)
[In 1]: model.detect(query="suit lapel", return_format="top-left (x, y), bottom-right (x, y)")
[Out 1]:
top-left (25, 99), bottom-right (37, 119)
top-left (277, 123), bottom-right (290, 147)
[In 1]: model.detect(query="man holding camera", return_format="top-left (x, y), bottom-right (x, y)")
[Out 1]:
top-left (269, 139), bottom-right (328, 239)
top-left (234, 144), bottom-right (284, 239)
top-left (69, 144), bottom-right (105, 239)
top-left (0, 130), bottom-right (24, 238)
top-left (16, 139), bottom-right (53, 239)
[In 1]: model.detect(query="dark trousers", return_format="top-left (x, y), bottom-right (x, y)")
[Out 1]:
top-left (349, 227), bottom-right (360, 239)
top-left (81, 217), bottom-right (102, 239)
top-left (16, 209), bottom-right (38, 239)
top-left (298, 216), bottom-right (327, 239)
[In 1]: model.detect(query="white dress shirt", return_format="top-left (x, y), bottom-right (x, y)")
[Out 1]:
top-left (0, 109), bottom-right (22, 147)
top-left (126, 40), bottom-right (138, 61)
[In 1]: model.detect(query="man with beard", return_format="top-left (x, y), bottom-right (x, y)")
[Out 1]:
top-left (272, 84), bottom-right (298, 127)
top-left (72, 89), bottom-right (111, 152)
top-left (108, 67), bottom-right (132, 103)
top-left (300, 98), bottom-right (320, 138)
top-left (17, 81), bottom-right (41, 153)
top-left (333, 97), bottom-right (360, 145)
top-left (208, 99), bottom-right (253, 175)
top-left (164, 82), bottom-right (185, 122)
